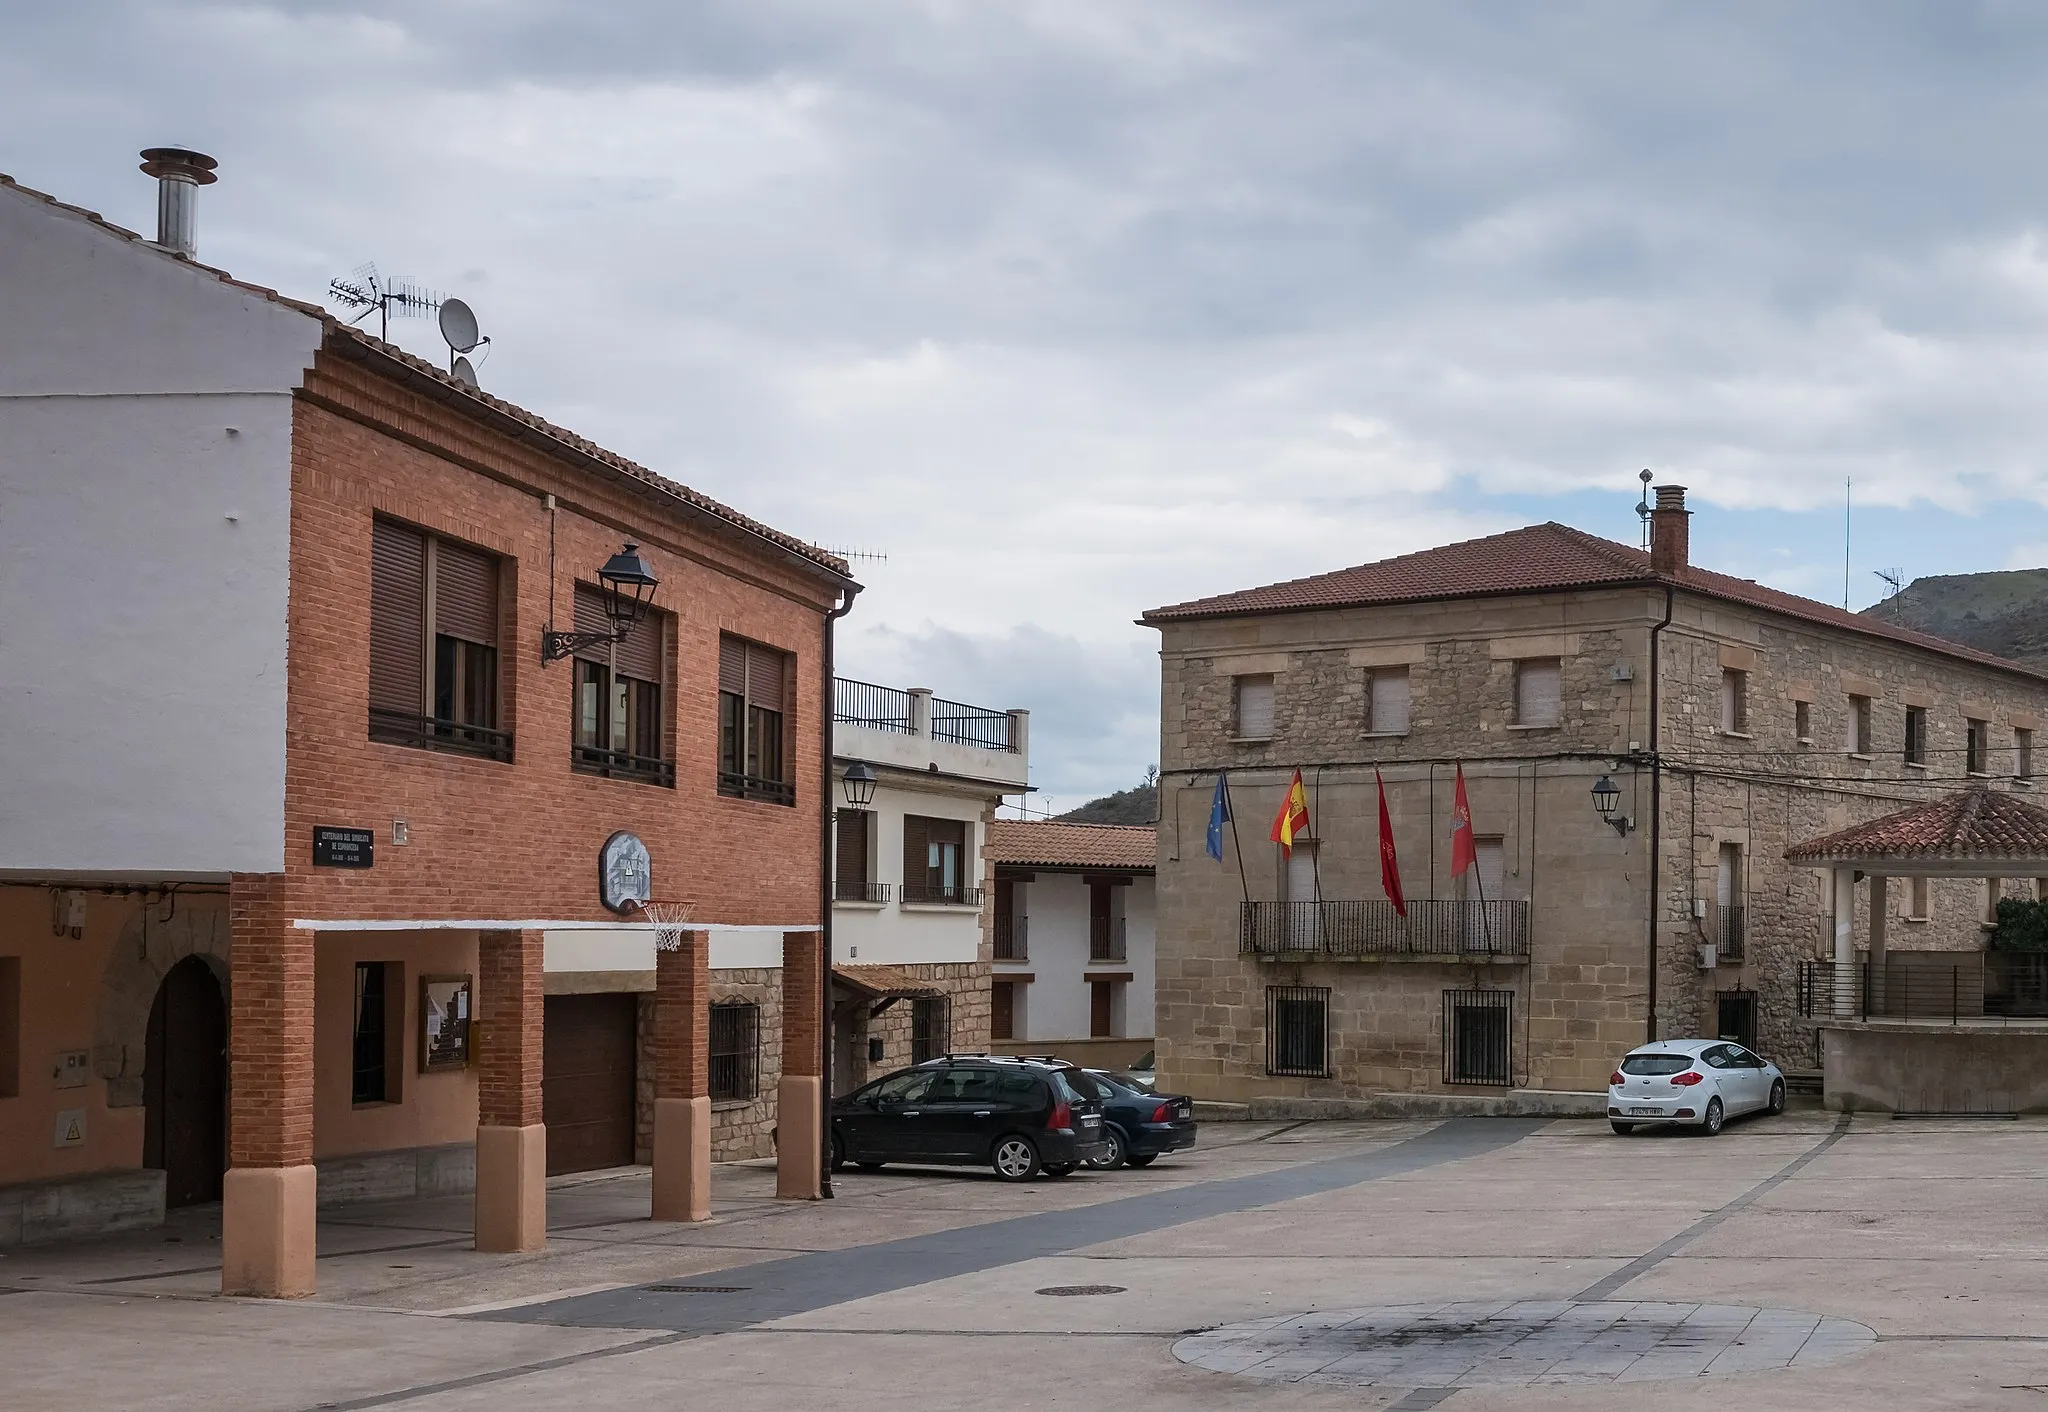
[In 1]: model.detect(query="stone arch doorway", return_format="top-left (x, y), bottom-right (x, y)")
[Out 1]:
top-left (144, 957), bottom-right (227, 1207)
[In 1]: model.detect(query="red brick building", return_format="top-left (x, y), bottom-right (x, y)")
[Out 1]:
top-left (0, 155), bottom-right (852, 1291)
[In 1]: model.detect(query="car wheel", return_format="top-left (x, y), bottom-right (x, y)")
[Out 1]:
top-left (854, 1160), bottom-right (887, 1171)
top-left (1699, 1097), bottom-right (1724, 1136)
top-left (1768, 1080), bottom-right (1786, 1115)
top-left (1124, 1154), bottom-right (1157, 1168)
top-left (1087, 1126), bottom-right (1128, 1171)
top-left (1610, 1121), bottom-right (1635, 1135)
top-left (991, 1134), bottom-right (1042, 1182)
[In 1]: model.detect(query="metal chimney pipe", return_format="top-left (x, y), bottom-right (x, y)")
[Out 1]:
top-left (138, 147), bottom-right (218, 258)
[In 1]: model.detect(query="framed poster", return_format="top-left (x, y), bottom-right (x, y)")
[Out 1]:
top-left (419, 974), bottom-right (473, 1073)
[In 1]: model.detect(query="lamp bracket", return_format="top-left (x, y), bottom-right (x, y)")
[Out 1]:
top-left (542, 627), bottom-right (630, 664)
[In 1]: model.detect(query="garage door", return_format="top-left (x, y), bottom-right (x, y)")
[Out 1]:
top-left (543, 993), bottom-right (638, 1175)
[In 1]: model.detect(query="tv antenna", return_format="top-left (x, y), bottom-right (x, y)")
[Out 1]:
top-left (810, 544), bottom-right (890, 566)
top-left (438, 297), bottom-right (490, 387)
top-left (328, 263), bottom-right (443, 342)
top-left (1635, 469), bottom-right (1654, 549)
top-left (1875, 567), bottom-right (1907, 618)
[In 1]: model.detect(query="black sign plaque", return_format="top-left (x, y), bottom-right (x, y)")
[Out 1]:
top-left (313, 826), bottom-right (374, 869)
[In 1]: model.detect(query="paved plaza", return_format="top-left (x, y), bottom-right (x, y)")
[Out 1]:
top-left (6, 1111), bottom-right (2048, 1409)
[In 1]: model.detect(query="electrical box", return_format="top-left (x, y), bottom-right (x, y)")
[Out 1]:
top-left (1697, 944), bottom-right (1718, 970)
top-left (51, 1050), bottom-right (89, 1088)
top-left (1693, 899), bottom-right (1708, 919)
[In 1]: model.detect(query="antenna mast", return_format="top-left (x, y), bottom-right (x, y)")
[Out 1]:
top-left (1636, 469), bottom-right (1654, 549)
top-left (327, 263), bottom-right (443, 343)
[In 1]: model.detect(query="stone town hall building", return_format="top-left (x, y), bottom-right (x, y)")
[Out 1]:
top-left (1143, 488), bottom-right (2048, 1106)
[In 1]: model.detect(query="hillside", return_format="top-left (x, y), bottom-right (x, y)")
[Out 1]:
top-left (1863, 568), bottom-right (2048, 669)
top-left (1057, 783), bottom-right (1158, 825)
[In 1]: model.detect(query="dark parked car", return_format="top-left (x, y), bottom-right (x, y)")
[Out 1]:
top-left (831, 1056), bottom-right (1110, 1181)
top-left (1077, 1069), bottom-right (1197, 1169)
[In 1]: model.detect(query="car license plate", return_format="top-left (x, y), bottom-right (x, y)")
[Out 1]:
top-left (1175, 1101), bottom-right (1191, 1118)
top-left (1081, 1116), bottom-right (1099, 1128)
top-left (1628, 1107), bottom-right (1662, 1117)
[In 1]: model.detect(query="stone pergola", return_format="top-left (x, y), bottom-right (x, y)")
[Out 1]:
top-left (1785, 787), bottom-right (2048, 1017)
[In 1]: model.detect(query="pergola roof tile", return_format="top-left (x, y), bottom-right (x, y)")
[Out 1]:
top-left (986, 821), bottom-right (1157, 871)
top-left (1785, 788), bottom-right (2048, 865)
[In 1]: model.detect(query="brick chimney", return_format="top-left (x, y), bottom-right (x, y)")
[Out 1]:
top-left (1650, 484), bottom-right (1690, 575)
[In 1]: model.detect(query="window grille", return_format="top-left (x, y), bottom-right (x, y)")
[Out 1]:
top-left (1266, 986), bottom-right (1330, 1077)
top-left (709, 1002), bottom-right (760, 1103)
top-left (1443, 988), bottom-right (1513, 1086)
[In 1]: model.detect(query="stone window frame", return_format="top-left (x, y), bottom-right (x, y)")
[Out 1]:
top-left (1232, 673), bottom-right (1276, 742)
top-left (1966, 717), bottom-right (1992, 778)
top-left (1903, 706), bottom-right (1929, 771)
top-left (1904, 875), bottom-right (1931, 924)
top-left (2017, 727), bottom-right (2035, 785)
top-left (1844, 694), bottom-right (1873, 758)
top-left (1507, 657), bottom-right (1562, 731)
top-left (1718, 668), bottom-right (1750, 737)
top-left (1793, 699), bottom-right (1813, 746)
top-left (1364, 666), bottom-right (1411, 737)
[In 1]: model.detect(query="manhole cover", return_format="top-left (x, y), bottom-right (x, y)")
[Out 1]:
top-left (1174, 1300), bottom-right (1875, 1387)
top-left (646, 1284), bottom-right (747, 1294)
top-left (1036, 1285), bottom-right (1127, 1297)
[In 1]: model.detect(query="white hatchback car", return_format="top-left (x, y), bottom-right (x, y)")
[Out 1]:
top-left (1607, 1039), bottom-right (1785, 1136)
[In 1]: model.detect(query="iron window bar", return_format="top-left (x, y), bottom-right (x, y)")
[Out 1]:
top-left (833, 880), bottom-right (891, 903)
top-left (901, 884), bottom-right (985, 907)
top-left (833, 678), bottom-right (914, 734)
top-left (1089, 915), bottom-right (1127, 963)
top-left (994, 913), bottom-right (1028, 961)
top-left (1239, 899), bottom-right (1530, 957)
top-left (369, 708), bottom-right (514, 763)
top-left (930, 698), bottom-right (1016, 751)
top-left (1266, 985), bottom-right (1331, 1078)
top-left (718, 770), bottom-right (796, 806)
top-left (1443, 988), bottom-right (1514, 1086)
top-left (709, 1001), bottom-right (760, 1103)
top-left (571, 744), bottom-right (676, 788)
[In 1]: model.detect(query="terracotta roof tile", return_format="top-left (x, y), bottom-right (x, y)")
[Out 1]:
top-left (2, 170), bottom-right (849, 582)
top-left (832, 964), bottom-right (946, 998)
top-left (987, 820), bottom-right (1156, 870)
top-left (1142, 521), bottom-right (2048, 683)
top-left (1785, 788), bottom-right (2048, 863)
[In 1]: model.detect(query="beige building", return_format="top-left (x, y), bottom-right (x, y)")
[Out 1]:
top-left (1143, 487), bottom-right (2048, 1107)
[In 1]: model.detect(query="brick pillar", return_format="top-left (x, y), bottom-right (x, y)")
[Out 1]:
top-left (222, 874), bottom-right (317, 1297)
top-left (475, 929), bottom-right (546, 1252)
top-left (777, 928), bottom-right (824, 1199)
top-left (652, 930), bottom-right (711, 1221)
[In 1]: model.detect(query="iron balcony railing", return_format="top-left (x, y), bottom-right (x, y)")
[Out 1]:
top-left (1797, 953), bottom-right (2048, 1023)
top-left (902, 883), bottom-right (985, 907)
top-left (1090, 916), bottom-right (1127, 963)
top-left (369, 708), bottom-right (514, 763)
top-left (833, 880), bottom-right (890, 904)
top-left (931, 697), bottom-right (1016, 752)
top-left (1240, 899), bottom-right (1531, 958)
top-left (995, 912), bottom-right (1028, 961)
top-left (1710, 903), bottom-right (1746, 963)
top-left (718, 770), bottom-right (796, 806)
top-left (833, 678), bottom-right (914, 734)
top-left (571, 744), bottom-right (676, 788)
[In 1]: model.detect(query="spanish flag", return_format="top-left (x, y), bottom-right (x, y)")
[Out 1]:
top-left (1270, 768), bottom-right (1311, 855)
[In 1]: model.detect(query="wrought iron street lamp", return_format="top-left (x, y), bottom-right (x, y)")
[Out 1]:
top-left (841, 760), bottom-right (877, 808)
top-left (1590, 774), bottom-right (1629, 835)
top-left (542, 542), bottom-right (660, 663)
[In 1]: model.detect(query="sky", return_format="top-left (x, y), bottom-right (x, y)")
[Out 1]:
top-left (12, 3), bottom-right (2048, 811)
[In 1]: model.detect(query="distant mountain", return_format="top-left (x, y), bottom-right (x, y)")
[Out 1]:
top-left (1863, 568), bottom-right (2048, 669)
top-left (1057, 783), bottom-right (1158, 825)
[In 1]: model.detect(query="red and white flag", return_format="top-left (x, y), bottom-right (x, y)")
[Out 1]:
top-left (1450, 763), bottom-right (1478, 880)
top-left (1377, 769), bottom-right (1407, 918)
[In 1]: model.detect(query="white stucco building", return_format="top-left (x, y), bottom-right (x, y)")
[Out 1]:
top-left (987, 821), bottom-right (1157, 1068)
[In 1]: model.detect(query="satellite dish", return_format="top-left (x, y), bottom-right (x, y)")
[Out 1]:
top-left (451, 356), bottom-right (479, 388)
top-left (439, 298), bottom-right (481, 353)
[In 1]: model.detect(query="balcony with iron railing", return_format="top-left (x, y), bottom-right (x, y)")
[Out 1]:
top-left (1797, 952), bottom-right (2048, 1023)
top-left (901, 883), bottom-right (984, 907)
top-left (1090, 916), bottom-right (1127, 963)
top-left (370, 708), bottom-right (514, 764)
top-left (1240, 900), bottom-right (1531, 958)
top-left (995, 912), bottom-right (1028, 961)
top-left (832, 678), bottom-right (1029, 789)
top-left (833, 879), bottom-right (890, 904)
top-left (1709, 902), bottom-right (1746, 963)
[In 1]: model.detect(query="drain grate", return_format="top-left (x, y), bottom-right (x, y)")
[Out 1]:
top-left (647, 1284), bottom-right (748, 1294)
top-left (1036, 1284), bottom-right (1127, 1297)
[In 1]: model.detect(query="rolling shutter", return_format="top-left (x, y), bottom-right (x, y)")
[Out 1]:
top-left (572, 583), bottom-right (610, 643)
top-left (432, 539), bottom-right (498, 646)
top-left (835, 809), bottom-right (869, 887)
top-left (369, 520), bottom-right (426, 715)
top-left (719, 635), bottom-right (748, 696)
top-left (747, 646), bottom-right (787, 713)
top-left (615, 614), bottom-right (663, 684)
top-left (903, 815), bottom-right (931, 892)
top-left (1515, 659), bottom-right (1561, 727)
top-left (1235, 675), bottom-right (1275, 738)
top-left (1370, 669), bottom-right (1410, 733)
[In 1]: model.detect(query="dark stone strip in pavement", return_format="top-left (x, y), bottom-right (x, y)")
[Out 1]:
top-left (1573, 1113), bottom-right (1853, 1302)
top-left (1387, 1388), bottom-right (1457, 1410)
top-left (301, 1334), bottom-right (693, 1412)
top-left (472, 1117), bottom-right (1548, 1334)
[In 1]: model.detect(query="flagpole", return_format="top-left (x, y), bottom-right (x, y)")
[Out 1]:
top-left (1309, 767), bottom-right (1326, 947)
top-left (1226, 775), bottom-right (1250, 907)
top-left (1472, 843), bottom-right (1494, 952)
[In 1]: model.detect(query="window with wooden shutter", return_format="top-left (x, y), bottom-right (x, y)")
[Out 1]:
top-left (1234, 675), bottom-right (1275, 739)
top-left (368, 517), bottom-right (510, 762)
top-left (835, 809), bottom-right (876, 901)
top-left (1090, 981), bottom-right (1117, 1038)
top-left (901, 816), bottom-right (975, 905)
top-left (717, 633), bottom-right (795, 804)
top-left (991, 982), bottom-right (1015, 1042)
top-left (1368, 668), bottom-right (1410, 734)
top-left (569, 583), bottom-right (672, 786)
top-left (1513, 658), bottom-right (1561, 727)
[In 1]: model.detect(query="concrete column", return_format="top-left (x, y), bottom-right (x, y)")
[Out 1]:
top-left (1832, 867), bottom-right (1857, 1018)
top-left (778, 929), bottom-right (824, 1199)
top-left (475, 929), bottom-right (546, 1253)
top-left (908, 687), bottom-right (933, 739)
top-left (1868, 876), bottom-right (1889, 1016)
top-left (222, 874), bottom-right (317, 1297)
top-left (653, 930), bottom-right (711, 1222)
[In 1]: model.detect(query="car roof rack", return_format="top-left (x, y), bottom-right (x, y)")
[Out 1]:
top-left (922, 1052), bottom-right (1074, 1068)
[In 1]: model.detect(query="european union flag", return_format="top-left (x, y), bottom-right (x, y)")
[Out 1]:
top-left (1205, 773), bottom-right (1232, 862)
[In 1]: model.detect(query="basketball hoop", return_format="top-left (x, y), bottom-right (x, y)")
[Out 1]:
top-left (631, 898), bottom-right (698, 953)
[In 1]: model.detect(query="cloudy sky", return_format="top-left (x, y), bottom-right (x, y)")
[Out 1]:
top-left (13, 3), bottom-right (2048, 809)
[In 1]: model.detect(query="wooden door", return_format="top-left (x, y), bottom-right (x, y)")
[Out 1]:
top-left (543, 994), bottom-right (638, 1174)
top-left (144, 957), bottom-right (226, 1208)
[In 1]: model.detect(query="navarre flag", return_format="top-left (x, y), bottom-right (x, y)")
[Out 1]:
top-left (1269, 768), bottom-right (1311, 855)
top-left (1449, 763), bottom-right (1477, 878)
top-left (1205, 773), bottom-right (1232, 862)
top-left (1377, 769), bottom-right (1407, 917)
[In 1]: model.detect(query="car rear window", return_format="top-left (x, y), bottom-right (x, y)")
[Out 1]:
top-left (1620, 1054), bottom-right (1696, 1076)
top-left (1049, 1070), bottom-right (1090, 1104)
top-left (1067, 1072), bottom-right (1113, 1099)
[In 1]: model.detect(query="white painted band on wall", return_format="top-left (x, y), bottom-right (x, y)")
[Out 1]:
top-left (292, 919), bottom-right (822, 933)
